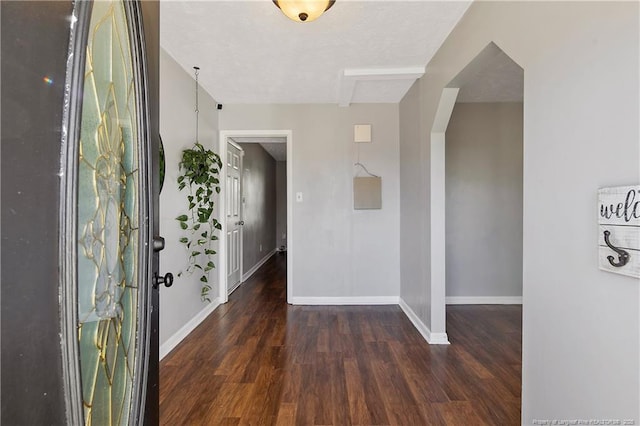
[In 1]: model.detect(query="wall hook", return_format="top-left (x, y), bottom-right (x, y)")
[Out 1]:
top-left (603, 230), bottom-right (630, 267)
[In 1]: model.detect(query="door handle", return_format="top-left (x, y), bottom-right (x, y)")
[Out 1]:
top-left (153, 236), bottom-right (165, 252)
top-left (153, 272), bottom-right (174, 289)
top-left (236, 221), bottom-right (244, 226)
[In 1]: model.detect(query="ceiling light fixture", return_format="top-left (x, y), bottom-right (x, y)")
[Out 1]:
top-left (272, 0), bottom-right (335, 23)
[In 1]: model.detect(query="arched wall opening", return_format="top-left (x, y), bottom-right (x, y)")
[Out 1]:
top-left (430, 42), bottom-right (524, 339)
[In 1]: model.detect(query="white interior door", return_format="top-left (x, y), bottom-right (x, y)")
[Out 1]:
top-left (226, 142), bottom-right (243, 293)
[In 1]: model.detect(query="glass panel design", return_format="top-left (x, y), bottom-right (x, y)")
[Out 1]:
top-left (77, 1), bottom-right (141, 424)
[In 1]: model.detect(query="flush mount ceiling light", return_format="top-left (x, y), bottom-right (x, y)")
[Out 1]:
top-left (272, 0), bottom-right (335, 23)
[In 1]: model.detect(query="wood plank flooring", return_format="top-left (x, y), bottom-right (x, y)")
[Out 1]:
top-left (160, 254), bottom-right (522, 425)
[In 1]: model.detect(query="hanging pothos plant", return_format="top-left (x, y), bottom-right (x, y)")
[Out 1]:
top-left (176, 142), bottom-right (222, 302)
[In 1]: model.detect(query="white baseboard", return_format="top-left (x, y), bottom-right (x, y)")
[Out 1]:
top-left (290, 296), bottom-right (400, 305)
top-left (228, 279), bottom-right (241, 296)
top-left (399, 298), bottom-right (450, 345)
top-left (241, 249), bottom-right (277, 282)
top-left (446, 296), bottom-right (523, 305)
top-left (159, 297), bottom-right (221, 360)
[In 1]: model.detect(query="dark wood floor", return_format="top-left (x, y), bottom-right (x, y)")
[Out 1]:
top-left (160, 254), bottom-right (522, 425)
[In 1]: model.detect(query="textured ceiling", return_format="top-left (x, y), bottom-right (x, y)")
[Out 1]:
top-left (259, 143), bottom-right (287, 161)
top-left (448, 42), bottom-right (524, 103)
top-left (160, 1), bottom-right (471, 105)
top-left (231, 137), bottom-right (287, 161)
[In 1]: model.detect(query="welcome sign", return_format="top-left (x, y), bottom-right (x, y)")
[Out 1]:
top-left (598, 185), bottom-right (640, 278)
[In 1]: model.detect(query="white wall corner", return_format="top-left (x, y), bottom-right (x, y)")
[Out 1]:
top-left (159, 297), bottom-right (221, 360)
top-left (430, 87), bottom-right (460, 335)
top-left (242, 249), bottom-right (277, 283)
top-left (338, 75), bottom-right (357, 107)
top-left (399, 298), bottom-right (450, 345)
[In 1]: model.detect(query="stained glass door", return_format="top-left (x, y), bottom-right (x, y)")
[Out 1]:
top-left (61, 0), bottom-right (153, 424)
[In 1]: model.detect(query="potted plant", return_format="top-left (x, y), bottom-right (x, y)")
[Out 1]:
top-left (175, 142), bottom-right (222, 301)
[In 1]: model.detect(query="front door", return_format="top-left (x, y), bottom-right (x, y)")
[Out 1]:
top-left (0, 0), bottom-right (161, 424)
top-left (226, 142), bottom-right (244, 293)
top-left (65, 0), bottom-right (162, 424)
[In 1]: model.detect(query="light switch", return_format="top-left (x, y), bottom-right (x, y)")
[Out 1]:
top-left (354, 124), bottom-right (372, 143)
top-left (296, 192), bottom-right (303, 203)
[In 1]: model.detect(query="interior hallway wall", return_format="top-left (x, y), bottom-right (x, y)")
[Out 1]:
top-left (159, 48), bottom-right (220, 350)
top-left (399, 80), bottom-right (431, 326)
top-left (238, 143), bottom-right (277, 275)
top-left (276, 161), bottom-right (287, 250)
top-left (445, 102), bottom-right (523, 300)
top-left (221, 104), bottom-right (400, 301)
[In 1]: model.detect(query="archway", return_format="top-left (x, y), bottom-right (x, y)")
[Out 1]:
top-left (431, 42), bottom-right (524, 339)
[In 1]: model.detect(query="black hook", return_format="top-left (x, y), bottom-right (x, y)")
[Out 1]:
top-left (603, 230), bottom-right (630, 267)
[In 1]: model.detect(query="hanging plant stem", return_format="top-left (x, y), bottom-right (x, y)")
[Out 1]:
top-left (176, 142), bottom-right (222, 301)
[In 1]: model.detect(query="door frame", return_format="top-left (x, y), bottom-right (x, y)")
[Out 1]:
top-left (218, 130), bottom-right (293, 303)
top-left (429, 87), bottom-right (459, 344)
top-left (432, 46), bottom-right (524, 343)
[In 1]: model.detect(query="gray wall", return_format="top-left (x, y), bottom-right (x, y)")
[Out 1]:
top-left (159, 48), bottom-right (220, 349)
top-left (399, 1), bottom-right (639, 423)
top-left (221, 104), bottom-right (400, 300)
top-left (276, 161), bottom-right (287, 249)
top-left (399, 81), bottom-right (431, 321)
top-left (238, 143), bottom-right (277, 275)
top-left (445, 102), bottom-right (523, 298)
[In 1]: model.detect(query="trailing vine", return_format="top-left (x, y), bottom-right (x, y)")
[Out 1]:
top-left (176, 142), bottom-right (222, 301)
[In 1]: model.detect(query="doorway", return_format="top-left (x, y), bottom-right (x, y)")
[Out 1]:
top-left (219, 130), bottom-right (293, 303)
top-left (431, 42), bottom-right (524, 340)
top-left (236, 139), bottom-right (287, 280)
top-left (445, 102), bottom-right (523, 304)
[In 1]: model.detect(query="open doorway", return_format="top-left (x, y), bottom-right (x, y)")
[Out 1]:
top-left (445, 43), bottom-right (524, 306)
top-left (430, 42), bottom-right (524, 339)
top-left (218, 130), bottom-right (293, 304)
top-left (234, 139), bottom-right (285, 282)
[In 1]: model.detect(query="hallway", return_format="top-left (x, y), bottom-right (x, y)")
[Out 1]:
top-left (159, 254), bottom-right (521, 425)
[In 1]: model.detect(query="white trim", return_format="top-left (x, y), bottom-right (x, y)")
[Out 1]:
top-left (290, 296), bottom-right (399, 306)
top-left (286, 136), bottom-right (293, 304)
top-left (430, 88), bottom-right (459, 335)
top-left (339, 67), bottom-right (426, 107)
top-left (219, 130), bottom-right (293, 305)
top-left (427, 332), bottom-right (451, 345)
top-left (228, 279), bottom-right (241, 296)
top-left (241, 248), bottom-right (277, 282)
top-left (343, 67), bottom-right (425, 79)
top-left (399, 298), bottom-right (450, 345)
top-left (159, 297), bottom-right (221, 360)
top-left (446, 296), bottom-right (523, 305)
top-left (218, 134), bottom-right (228, 303)
top-left (227, 139), bottom-right (243, 151)
top-left (239, 148), bottom-right (244, 292)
